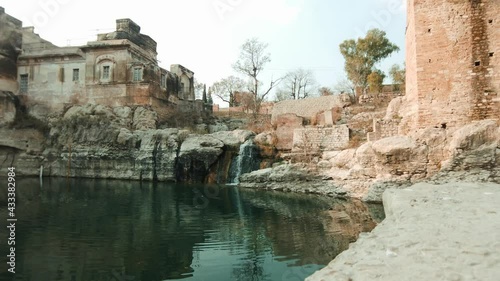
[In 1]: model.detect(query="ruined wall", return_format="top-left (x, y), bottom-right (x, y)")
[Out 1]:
top-left (367, 119), bottom-right (401, 142)
top-left (98, 19), bottom-right (158, 60)
top-left (292, 125), bottom-right (350, 152)
top-left (272, 95), bottom-right (351, 123)
top-left (406, 0), bottom-right (499, 131)
top-left (170, 64), bottom-right (195, 101)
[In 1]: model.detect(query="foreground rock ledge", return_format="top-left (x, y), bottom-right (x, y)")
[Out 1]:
top-left (306, 182), bottom-right (500, 281)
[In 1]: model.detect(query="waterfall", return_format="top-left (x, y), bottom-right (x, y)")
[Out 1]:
top-left (228, 139), bottom-right (261, 184)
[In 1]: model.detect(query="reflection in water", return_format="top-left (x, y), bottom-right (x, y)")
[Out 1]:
top-left (0, 177), bottom-right (384, 281)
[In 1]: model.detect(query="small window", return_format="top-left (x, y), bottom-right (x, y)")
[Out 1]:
top-left (474, 61), bottom-right (481, 66)
top-left (489, 19), bottom-right (493, 24)
top-left (20, 74), bottom-right (28, 93)
top-left (133, 67), bottom-right (142, 82)
top-left (428, 28), bottom-right (431, 33)
top-left (73, 69), bottom-right (80, 81)
top-left (102, 66), bottom-right (110, 79)
top-left (489, 52), bottom-right (494, 57)
top-left (59, 67), bottom-right (64, 82)
top-left (180, 82), bottom-right (185, 94)
top-left (161, 74), bottom-right (166, 88)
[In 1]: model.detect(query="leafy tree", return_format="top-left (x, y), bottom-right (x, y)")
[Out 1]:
top-left (389, 64), bottom-right (406, 92)
top-left (367, 69), bottom-right (385, 93)
top-left (233, 38), bottom-right (282, 114)
top-left (211, 76), bottom-right (246, 107)
top-left (339, 29), bottom-right (399, 96)
top-left (277, 68), bottom-right (316, 100)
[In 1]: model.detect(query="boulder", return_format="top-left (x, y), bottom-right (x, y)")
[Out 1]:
top-left (273, 113), bottom-right (304, 151)
top-left (133, 107), bottom-right (157, 130)
top-left (63, 104), bottom-right (94, 120)
top-left (328, 149), bottom-right (356, 169)
top-left (211, 129), bottom-right (254, 149)
top-left (208, 122), bottom-right (229, 133)
top-left (177, 135), bottom-right (225, 182)
top-left (384, 97), bottom-right (404, 120)
top-left (113, 106), bottom-right (132, 127)
top-left (116, 128), bottom-right (135, 146)
top-left (448, 120), bottom-right (498, 152)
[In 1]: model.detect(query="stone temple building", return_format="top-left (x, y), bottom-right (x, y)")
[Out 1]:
top-left (405, 0), bottom-right (499, 131)
top-left (1, 7), bottom-right (198, 118)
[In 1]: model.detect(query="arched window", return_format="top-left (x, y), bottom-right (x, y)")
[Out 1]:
top-left (130, 63), bottom-right (145, 83)
top-left (95, 55), bottom-right (116, 83)
top-left (99, 62), bottom-right (113, 82)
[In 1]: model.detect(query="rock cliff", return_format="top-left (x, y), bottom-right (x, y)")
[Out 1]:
top-left (0, 104), bottom-right (257, 183)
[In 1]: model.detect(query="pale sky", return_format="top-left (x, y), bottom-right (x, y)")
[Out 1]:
top-left (1, 0), bottom-right (406, 100)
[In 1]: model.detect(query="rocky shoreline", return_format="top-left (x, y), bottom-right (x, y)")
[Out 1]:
top-left (239, 119), bottom-right (500, 203)
top-left (305, 182), bottom-right (500, 281)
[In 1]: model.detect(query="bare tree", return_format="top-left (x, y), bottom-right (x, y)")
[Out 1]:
top-left (211, 76), bottom-right (246, 107)
top-left (278, 68), bottom-right (316, 100)
top-left (333, 78), bottom-right (355, 96)
top-left (318, 86), bottom-right (334, 96)
top-left (233, 38), bottom-right (282, 114)
top-left (194, 78), bottom-right (205, 100)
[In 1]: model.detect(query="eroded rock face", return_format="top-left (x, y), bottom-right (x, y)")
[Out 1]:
top-left (0, 91), bottom-right (16, 126)
top-left (254, 131), bottom-right (278, 168)
top-left (333, 120), bottom-right (500, 201)
top-left (177, 134), bottom-right (224, 182)
top-left (273, 113), bottom-right (304, 151)
top-left (177, 129), bottom-right (258, 183)
top-left (3, 102), bottom-right (259, 183)
top-left (132, 107), bottom-right (158, 130)
top-left (210, 129), bottom-right (255, 149)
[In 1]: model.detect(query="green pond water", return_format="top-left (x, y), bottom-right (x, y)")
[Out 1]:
top-left (0, 178), bottom-right (384, 281)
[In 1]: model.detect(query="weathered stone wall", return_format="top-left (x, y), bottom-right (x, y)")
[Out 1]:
top-left (1, 10), bottom-right (198, 118)
top-left (0, 7), bottom-right (22, 93)
top-left (214, 102), bottom-right (274, 115)
top-left (367, 119), bottom-right (401, 142)
top-left (292, 125), bottom-right (349, 152)
top-left (272, 95), bottom-right (351, 123)
top-left (405, 0), bottom-right (499, 131)
top-left (170, 64), bottom-right (195, 101)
